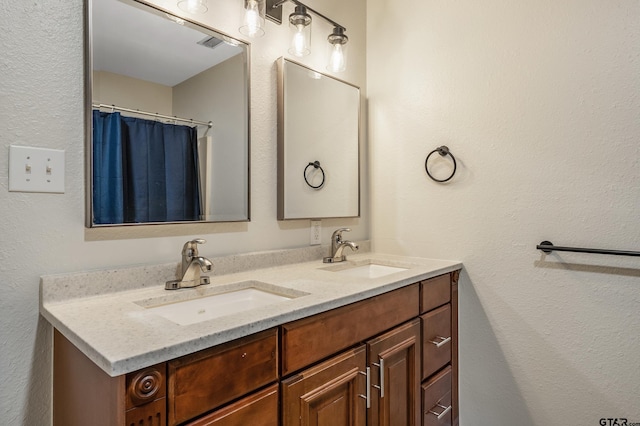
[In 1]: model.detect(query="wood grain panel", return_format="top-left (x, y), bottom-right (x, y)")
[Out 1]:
top-left (420, 274), bottom-right (451, 314)
top-left (451, 270), bottom-right (460, 426)
top-left (53, 330), bottom-right (126, 426)
top-left (422, 366), bottom-right (452, 426)
top-left (281, 284), bottom-right (419, 376)
top-left (281, 346), bottom-right (367, 426)
top-left (367, 319), bottom-right (421, 426)
top-left (421, 305), bottom-right (452, 380)
top-left (126, 363), bottom-right (166, 409)
top-left (186, 384), bottom-right (279, 426)
top-left (125, 398), bottom-right (166, 426)
top-left (168, 328), bottom-right (278, 425)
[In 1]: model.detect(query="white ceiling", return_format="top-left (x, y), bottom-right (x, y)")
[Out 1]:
top-left (92, 0), bottom-right (244, 87)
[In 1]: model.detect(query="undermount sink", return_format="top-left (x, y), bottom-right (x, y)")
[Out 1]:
top-left (136, 281), bottom-right (306, 326)
top-left (322, 261), bottom-right (409, 279)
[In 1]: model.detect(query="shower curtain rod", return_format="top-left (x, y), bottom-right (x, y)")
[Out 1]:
top-left (92, 103), bottom-right (213, 128)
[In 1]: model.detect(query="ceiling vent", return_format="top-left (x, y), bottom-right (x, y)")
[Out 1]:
top-left (197, 36), bottom-right (224, 49)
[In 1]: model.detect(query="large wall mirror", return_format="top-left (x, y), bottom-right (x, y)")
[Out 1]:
top-left (86, 0), bottom-right (250, 227)
top-left (277, 58), bottom-right (360, 220)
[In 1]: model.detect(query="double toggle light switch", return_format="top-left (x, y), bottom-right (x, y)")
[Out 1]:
top-left (9, 145), bottom-right (65, 193)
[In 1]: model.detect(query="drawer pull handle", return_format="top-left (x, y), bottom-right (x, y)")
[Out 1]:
top-left (358, 367), bottom-right (371, 409)
top-left (372, 358), bottom-right (385, 398)
top-left (428, 403), bottom-right (452, 420)
top-left (429, 336), bottom-right (451, 348)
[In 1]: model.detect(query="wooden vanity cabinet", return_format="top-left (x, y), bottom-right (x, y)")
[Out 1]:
top-left (280, 285), bottom-right (422, 426)
top-left (53, 329), bottom-right (278, 426)
top-left (53, 270), bottom-right (460, 426)
top-left (419, 271), bottom-right (459, 426)
top-left (53, 330), bottom-right (166, 426)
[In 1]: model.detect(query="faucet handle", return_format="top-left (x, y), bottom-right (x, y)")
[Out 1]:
top-left (332, 228), bottom-right (351, 240)
top-left (183, 239), bottom-right (206, 257)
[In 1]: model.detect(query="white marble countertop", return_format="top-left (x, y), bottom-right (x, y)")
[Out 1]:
top-left (40, 249), bottom-right (461, 377)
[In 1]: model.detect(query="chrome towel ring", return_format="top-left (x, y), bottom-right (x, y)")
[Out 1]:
top-left (304, 161), bottom-right (325, 189)
top-left (425, 146), bottom-right (457, 183)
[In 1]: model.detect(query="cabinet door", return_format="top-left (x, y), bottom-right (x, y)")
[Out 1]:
top-left (367, 319), bottom-right (421, 426)
top-left (282, 346), bottom-right (367, 426)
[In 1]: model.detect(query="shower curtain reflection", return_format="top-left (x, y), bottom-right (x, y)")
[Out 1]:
top-left (92, 111), bottom-right (201, 224)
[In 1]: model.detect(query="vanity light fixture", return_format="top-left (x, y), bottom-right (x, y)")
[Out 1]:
top-left (241, 0), bottom-right (349, 72)
top-left (239, 0), bottom-right (266, 38)
top-left (288, 5), bottom-right (311, 57)
top-left (177, 0), bottom-right (208, 14)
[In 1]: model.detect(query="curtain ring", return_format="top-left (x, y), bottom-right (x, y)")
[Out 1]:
top-left (425, 146), bottom-right (457, 183)
top-left (304, 161), bottom-right (325, 189)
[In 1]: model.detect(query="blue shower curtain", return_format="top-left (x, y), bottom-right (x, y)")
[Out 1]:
top-left (93, 111), bottom-right (201, 224)
top-left (93, 111), bottom-right (125, 224)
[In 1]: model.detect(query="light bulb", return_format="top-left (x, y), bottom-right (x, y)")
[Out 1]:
top-left (292, 26), bottom-right (307, 57)
top-left (328, 44), bottom-right (345, 72)
top-left (240, 0), bottom-right (265, 38)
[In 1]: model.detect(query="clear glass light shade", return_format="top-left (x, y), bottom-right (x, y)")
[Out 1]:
top-left (327, 42), bottom-right (348, 72)
top-left (327, 29), bottom-right (348, 72)
top-left (288, 6), bottom-right (311, 57)
top-left (239, 0), bottom-right (265, 38)
top-left (177, 0), bottom-right (208, 14)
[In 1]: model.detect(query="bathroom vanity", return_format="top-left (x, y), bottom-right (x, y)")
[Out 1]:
top-left (41, 250), bottom-right (461, 426)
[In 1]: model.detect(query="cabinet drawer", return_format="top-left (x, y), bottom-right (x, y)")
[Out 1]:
top-left (281, 284), bottom-right (419, 376)
top-left (421, 304), bottom-right (452, 379)
top-left (186, 384), bottom-right (279, 426)
top-left (422, 366), bottom-right (452, 426)
top-left (168, 328), bottom-right (278, 425)
top-left (420, 274), bottom-right (451, 314)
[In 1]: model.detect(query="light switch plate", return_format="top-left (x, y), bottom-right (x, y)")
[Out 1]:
top-left (9, 145), bottom-right (65, 193)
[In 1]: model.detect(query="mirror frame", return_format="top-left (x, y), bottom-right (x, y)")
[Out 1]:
top-left (84, 0), bottom-right (252, 227)
top-left (277, 57), bottom-right (361, 220)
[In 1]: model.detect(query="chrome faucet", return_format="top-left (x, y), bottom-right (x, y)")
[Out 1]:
top-left (323, 228), bottom-right (359, 263)
top-left (166, 239), bottom-right (213, 290)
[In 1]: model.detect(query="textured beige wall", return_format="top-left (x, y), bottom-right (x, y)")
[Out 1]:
top-left (368, 0), bottom-right (640, 424)
top-left (0, 0), bottom-right (367, 424)
top-left (93, 70), bottom-right (173, 115)
top-left (173, 54), bottom-right (248, 220)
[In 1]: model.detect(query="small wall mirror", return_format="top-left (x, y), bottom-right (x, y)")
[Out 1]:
top-left (277, 58), bottom-right (360, 220)
top-left (86, 0), bottom-right (250, 226)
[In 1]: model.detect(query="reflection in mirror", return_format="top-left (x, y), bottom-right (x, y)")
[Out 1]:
top-left (87, 0), bottom-right (250, 226)
top-left (277, 58), bottom-right (360, 220)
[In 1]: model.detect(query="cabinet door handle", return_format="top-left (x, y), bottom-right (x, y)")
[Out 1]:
top-left (429, 336), bottom-right (451, 348)
top-left (358, 367), bottom-right (371, 409)
top-left (372, 358), bottom-right (385, 398)
top-left (427, 403), bottom-right (452, 420)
